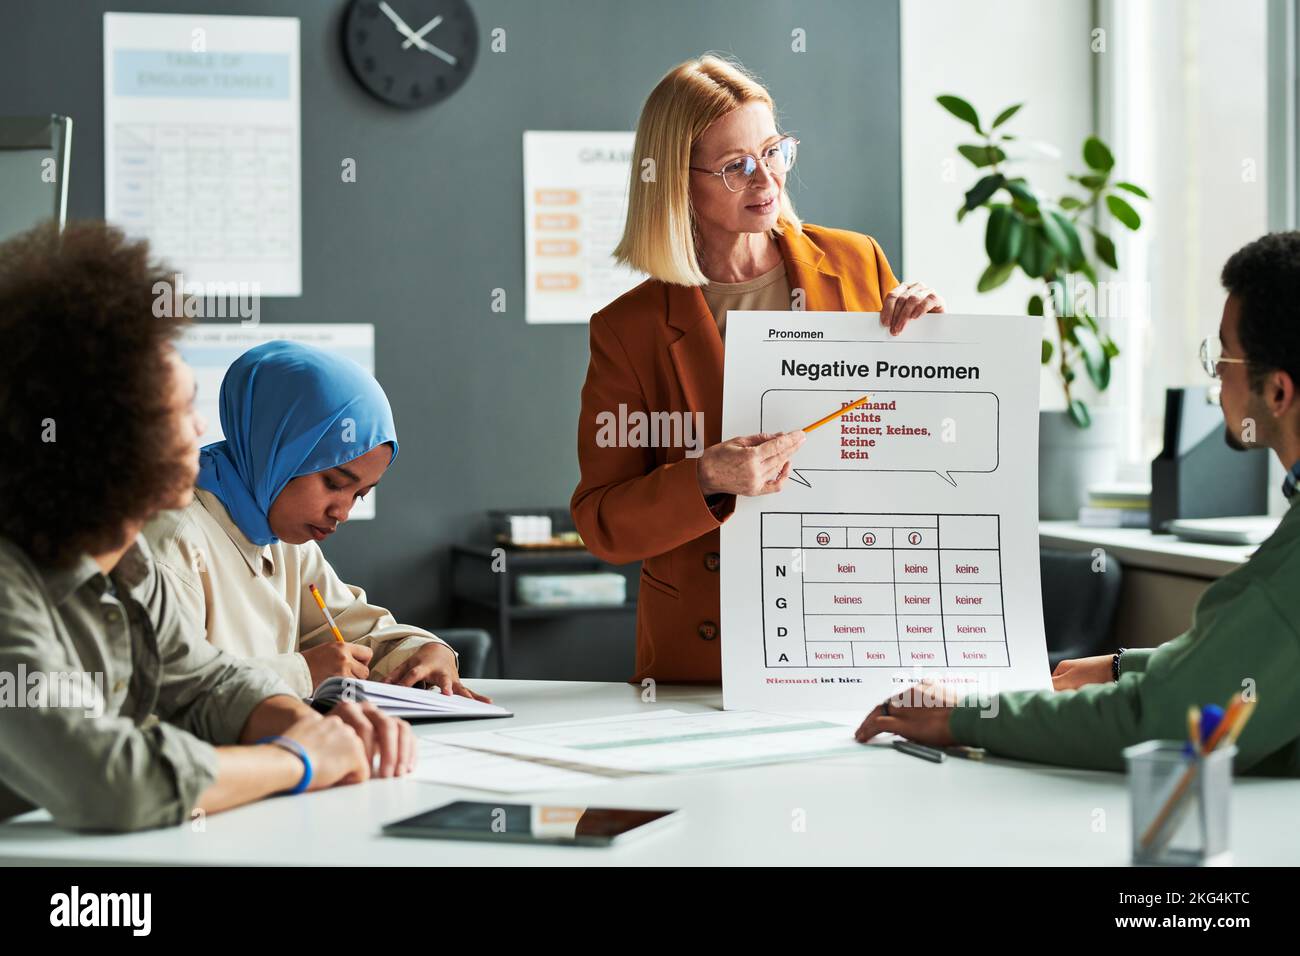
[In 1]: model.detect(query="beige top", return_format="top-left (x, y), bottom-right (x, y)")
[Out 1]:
top-left (0, 534), bottom-right (289, 830)
top-left (144, 488), bottom-right (451, 698)
top-left (700, 260), bottom-right (791, 339)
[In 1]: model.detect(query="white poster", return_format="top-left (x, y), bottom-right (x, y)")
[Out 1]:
top-left (104, 13), bottom-right (301, 295)
top-left (720, 311), bottom-right (1052, 710)
top-left (177, 324), bottom-right (378, 520)
top-left (523, 131), bottom-right (645, 323)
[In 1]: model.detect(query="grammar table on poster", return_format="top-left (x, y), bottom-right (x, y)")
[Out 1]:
top-left (720, 311), bottom-right (1053, 711)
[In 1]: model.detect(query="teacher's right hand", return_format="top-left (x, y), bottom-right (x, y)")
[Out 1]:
top-left (697, 430), bottom-right (806, 497)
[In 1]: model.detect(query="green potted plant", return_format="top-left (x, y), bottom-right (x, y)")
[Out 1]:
top-left (938, 94), bottom-right (1149, 519)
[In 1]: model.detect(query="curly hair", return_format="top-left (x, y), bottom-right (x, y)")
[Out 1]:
top-left (1221, 231), bottom-right (1300, 393)
top-left (0, 221), bottom-right (192, 567)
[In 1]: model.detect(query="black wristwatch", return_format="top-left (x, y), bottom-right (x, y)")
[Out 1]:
top-left (1112, 648), bottom-right (1127, 682)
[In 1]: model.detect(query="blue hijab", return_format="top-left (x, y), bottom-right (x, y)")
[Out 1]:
top-left (197, 340), bottom-right (399, 545)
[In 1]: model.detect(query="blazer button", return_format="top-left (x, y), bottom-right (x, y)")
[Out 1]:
top-left (698, 621), bottom-right (718, 641)
top-left (703, 551), bottom-right (720, 572)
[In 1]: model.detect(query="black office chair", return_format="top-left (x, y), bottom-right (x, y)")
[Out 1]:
top-left (435, 627), bottom-right (493, 679)
top-left (1039, 547), bottom-right (1124, 670)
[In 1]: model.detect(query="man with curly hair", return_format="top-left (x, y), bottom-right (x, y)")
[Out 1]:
top-left (0, 222), bottom-right (417, 831)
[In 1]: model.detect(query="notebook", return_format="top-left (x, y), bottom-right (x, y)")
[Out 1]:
top-left (309, 677), bottom-right (512, 722)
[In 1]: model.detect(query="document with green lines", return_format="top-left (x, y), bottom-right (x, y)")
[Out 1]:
top-left (431, 709), bottom-right (878, 773)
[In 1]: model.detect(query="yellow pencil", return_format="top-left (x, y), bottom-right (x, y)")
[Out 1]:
top-left (308, 583), bottom-right (346, 643)
top-left (802, 394), bottom-right (873, 433)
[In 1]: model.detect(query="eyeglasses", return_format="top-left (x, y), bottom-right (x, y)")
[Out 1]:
top-left (1199, 335), bottom-right (1252, 379)
top-left (689, 136), bottom-right (799, 192)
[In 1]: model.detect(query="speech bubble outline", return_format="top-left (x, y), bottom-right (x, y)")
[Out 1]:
top-left (759, 388), bottom-right (1001, 487)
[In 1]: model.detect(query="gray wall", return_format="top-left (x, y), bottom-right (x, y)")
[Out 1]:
top-left (1, 0), bottom-right (901, 680)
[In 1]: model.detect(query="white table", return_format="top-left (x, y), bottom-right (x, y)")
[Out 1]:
top-left (1039, 521), bottom-right (1256, 579)
top-left (1, 680), bottom-right (1295, 866)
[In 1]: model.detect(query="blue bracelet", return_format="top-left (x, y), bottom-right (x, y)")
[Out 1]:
top-left (257, 735), bottom-right (313, 795)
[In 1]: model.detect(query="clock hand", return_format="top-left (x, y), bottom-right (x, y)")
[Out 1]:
top-left (378, 2), bottom-right (435, 52)
top-left (400, 14), bottom-right (443, 49)
top-left (419, 41), bottom-right (458, 66)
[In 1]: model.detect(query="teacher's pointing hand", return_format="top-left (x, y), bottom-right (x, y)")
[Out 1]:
top-left (698, 430), bottom-right (806, 497)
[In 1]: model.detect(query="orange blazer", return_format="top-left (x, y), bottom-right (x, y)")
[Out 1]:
top-left (571, 223), bottom-right (900, 683)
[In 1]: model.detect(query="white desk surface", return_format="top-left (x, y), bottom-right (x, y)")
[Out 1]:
top-left (2, 679), bottom-right (1296, 866)
top-left (1039, 521), bottom-right (1256, 579)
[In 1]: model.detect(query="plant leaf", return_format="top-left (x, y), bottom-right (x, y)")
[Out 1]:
top-left (992, 103), bottom-right (1023, 128)
top-left (1115, 181), bottom-right (1149, 199)
top-left (958, 144), bottom-right (1006, 168)
top-left (1068, 398), bottom-right (1092, 428)
top-left (977, 261), bottom-right (1016, 292)
top-left (1003, 178), bottom-right (1039, 208)
top-left (1017, 226), bottom-right (1053, 279)
top-left (1028, 294), bottom-right (1044, 316)
top-left (1059, 196), bottom-right (1086, 210)
top-left (1070, 173), bottom-right (1108, 190)
top-left (1042, 210), bottom-right (1084, 268)
top-left (1106, 194), bottom-right (1142, 230)
top-left (937, 95), bottom-right (982, 133)
top-left (1041, 339), bottom-right (1054, 364)
top-left (963, 173), bottom-right (1005, 210)
top-left (1090, 228), bottom-right (1117, 269)
top-left (985, 205), bottom-right (1024, 265)
top-left (1074, 322), bottom-right (1111, 390)
top-left (1083, 136), bottom-right (1115, 172)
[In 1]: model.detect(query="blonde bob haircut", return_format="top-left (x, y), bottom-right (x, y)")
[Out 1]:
top-left (613, 54), bottom-right (802, 287)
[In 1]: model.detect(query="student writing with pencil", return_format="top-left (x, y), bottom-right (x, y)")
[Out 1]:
top-left (144, 341), bottom-right (488, 701)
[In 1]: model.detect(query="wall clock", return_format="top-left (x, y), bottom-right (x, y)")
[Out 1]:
top-left (343, 0), bottom-right (479, 108)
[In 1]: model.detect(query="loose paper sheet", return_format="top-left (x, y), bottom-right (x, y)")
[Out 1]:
top-left (433, 709), bottom-right (879, 773)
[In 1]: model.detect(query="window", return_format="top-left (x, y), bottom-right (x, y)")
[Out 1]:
top-left (1098, 0), bottom-right (1274, 478)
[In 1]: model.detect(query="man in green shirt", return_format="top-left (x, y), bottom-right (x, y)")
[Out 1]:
top-left (0, 222), bottom-right (417, 831)
top-left (855, 232), bottom-right (1300, 775)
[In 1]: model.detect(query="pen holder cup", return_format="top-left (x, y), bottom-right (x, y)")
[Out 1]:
top-left (1123, 740), bottom-right (1235, 866)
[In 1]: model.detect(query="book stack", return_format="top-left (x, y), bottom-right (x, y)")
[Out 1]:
top-left (1078, 481), bottom-right (1151, 529)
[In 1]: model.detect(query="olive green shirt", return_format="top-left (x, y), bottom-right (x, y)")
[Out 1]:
top-left (0, 535), bottom-right (292, 831)
top-left (950, 497), bottom-right (1300, 774)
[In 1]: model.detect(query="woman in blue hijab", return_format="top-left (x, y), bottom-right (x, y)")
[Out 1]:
top-left (145, 341), bottom-right (488, 703)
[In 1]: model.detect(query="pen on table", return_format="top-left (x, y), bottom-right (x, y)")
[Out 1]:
top-left (802, 394), bottom-right (873, 433)
top-left (893, 739), bottom-right (946, 763)
top-left (308, 583), bottom-right (346, 643)
top-left (944, 745), bottom-right (986, 761)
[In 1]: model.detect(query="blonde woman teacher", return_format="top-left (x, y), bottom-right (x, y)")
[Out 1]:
top-left (572, 56), bottom-right (946, 683)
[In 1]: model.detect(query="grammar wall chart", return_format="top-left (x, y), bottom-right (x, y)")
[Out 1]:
top-left (720, 311), bottom-right (1052, 710)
